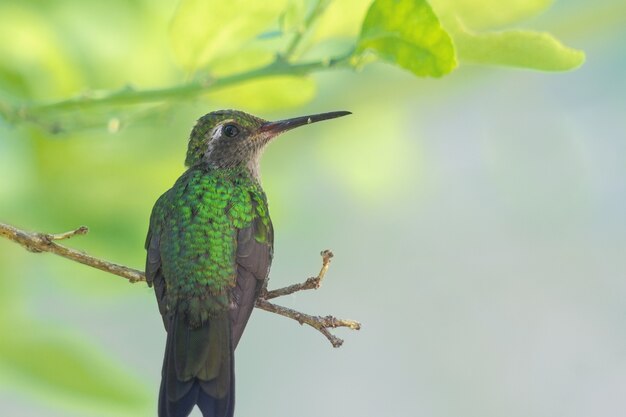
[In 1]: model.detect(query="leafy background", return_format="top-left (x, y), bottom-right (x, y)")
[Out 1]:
top-left (0, 0), bottom-right (624, 416)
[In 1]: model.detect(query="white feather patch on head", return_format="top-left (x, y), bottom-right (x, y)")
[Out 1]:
top-left (205, 120), bottom-right (239, 167)
top-left (206, 121), bottom-right (231, 150)
top-left (210, 119), bottom-right (237, 141)
top-left (211, 124), bottom-right (223, 141)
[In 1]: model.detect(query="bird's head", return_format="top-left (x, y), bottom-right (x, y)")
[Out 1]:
top-left (185, 109), bottom-right (351, 177)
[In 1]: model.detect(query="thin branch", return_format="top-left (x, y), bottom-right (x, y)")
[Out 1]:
top-left (3, 54), bottom-right (352, 127)
top-left (256, 299), bottom-right (360, 348)
top-left (0, 222), bottom-right (145, 283)
top-left (48, 225), bottom-right (90, 241)
top-left (0, 222), bottom-right (360, 347)
top-left (264, 249), bottom-right (333, 299)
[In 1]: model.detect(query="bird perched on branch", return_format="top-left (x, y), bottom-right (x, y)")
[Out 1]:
top-left (144, 109), bottom-right (350, 417)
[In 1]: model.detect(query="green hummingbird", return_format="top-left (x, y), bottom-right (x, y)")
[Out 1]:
top-left (144, 109), bottom-right (350, 417)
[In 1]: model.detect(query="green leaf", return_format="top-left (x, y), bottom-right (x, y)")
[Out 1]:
top-left (169, 0), bottom-right (288, 72)
top-left (430, 0), bottom-right (553, 30)
top-left (209, 48), bottom-right (276, 78)
top-left (0, 324), bottom-right (149, 415)
top-left (356, 0), bottom-right (457, 77)
top-left (205, 76), bottom-right (316, 111)
top-left (0, 65), bottom-right (31, 99)
top-left (0, 5), bottom-right (84, 99)
top-left (309, 0), bottom-right (372, 43)
top-left (455, 28), bottom-right (585, 71)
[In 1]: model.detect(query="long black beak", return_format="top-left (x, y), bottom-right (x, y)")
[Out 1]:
top-left (260, 111), bottom-right (351, 136)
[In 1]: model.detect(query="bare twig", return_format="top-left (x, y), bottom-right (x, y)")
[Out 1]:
top-left (0, 222), bottom-right (360, 347)
top-left (256, 299), bottom-right (360, 348)
top-left (48, 225), bottom-right (90, 241)
top-left (0, 222), bottom-right (145, 282)
top-left (264, 249), bottom-right (333, 299)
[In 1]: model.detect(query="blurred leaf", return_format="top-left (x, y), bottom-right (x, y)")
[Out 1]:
top-left (430, 0), bottom-right (553, 30)
top-left (309, 0), bottom-right (372, 42)
top-left (356, 0), bottom-right (457, 77)
top-left (0, 66), bottom-right (31, 99)
top-left (0, 323), bottom-right (149, 414)
top-left (280, 0), bottom-right (308, 34)
top-left (49, 1), bottom-right (176, 90)
top-left (455, 27), bottom-right (585, 71)
top-left (0, 5), bottom-right (83, 99)
top-left (209, 48), bottom-right (276, 77)
top-left (169, 0), bottom-right (288, 72)
top-left (426, 1), bottom-right (585, 72)
top-left (206, 76), bottom-right (316, 111)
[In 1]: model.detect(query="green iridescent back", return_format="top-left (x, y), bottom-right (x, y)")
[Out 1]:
top-left (148, 165), bottom-right (271, 326)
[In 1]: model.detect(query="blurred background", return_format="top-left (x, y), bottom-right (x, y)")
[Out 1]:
top-left (1, 0), bottom-right (625, 416)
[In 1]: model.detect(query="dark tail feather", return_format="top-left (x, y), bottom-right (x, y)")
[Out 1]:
top-left (158, 311), bottom-right (234, 417)
top-left (159, 378), bottom-right (199, 417)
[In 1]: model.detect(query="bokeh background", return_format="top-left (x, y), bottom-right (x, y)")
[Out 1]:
top-left (1, 0), bottom-right (625, 416)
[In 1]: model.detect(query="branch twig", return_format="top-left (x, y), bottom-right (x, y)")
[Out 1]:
top-left (0, 222), bottom-right (145, 282)
top-left (0, 222), bottom-right (360, 347)
top-left (264, 249), bottom-right (333, 299)
top-left (1, 54), bottom-right (353, 129)
top-left (256, 299), bottom-right (360, 348)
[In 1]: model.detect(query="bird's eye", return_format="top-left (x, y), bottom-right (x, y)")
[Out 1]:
top-left (223, 124), bottom-right (239, 138)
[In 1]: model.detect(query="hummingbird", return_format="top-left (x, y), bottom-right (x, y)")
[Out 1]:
top-left (144, 109), bottom-right (350, 417)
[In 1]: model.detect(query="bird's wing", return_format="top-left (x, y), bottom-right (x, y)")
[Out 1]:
top-left (231, 198), bottom-right (274, 348)
top-left (145, 194), bottom-right (169, 331)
